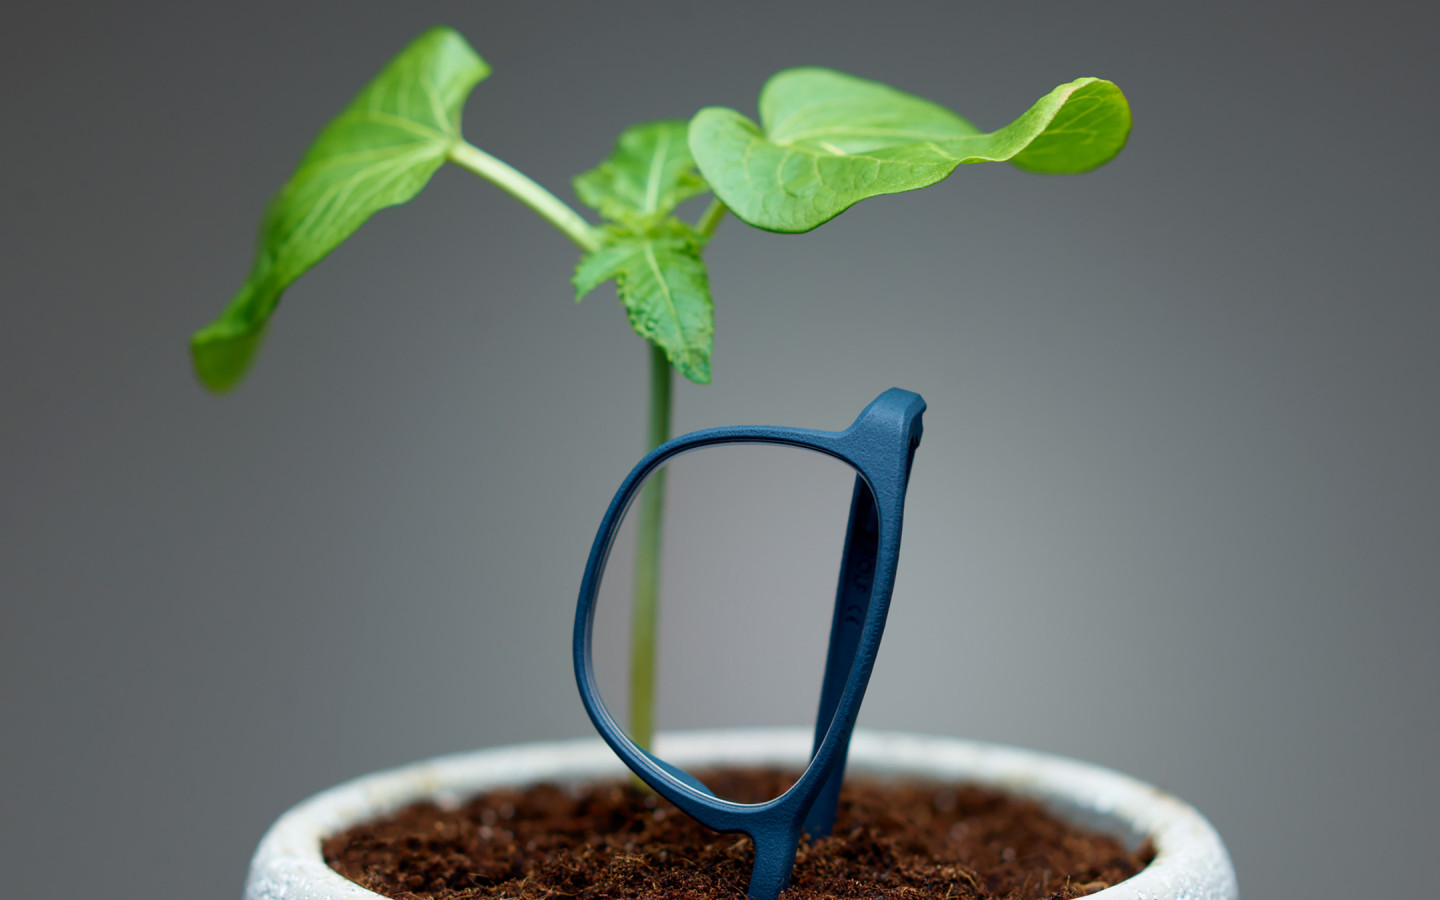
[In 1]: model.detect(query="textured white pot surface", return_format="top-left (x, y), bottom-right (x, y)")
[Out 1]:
top-left (246, 729), bottom-right (1237, 900)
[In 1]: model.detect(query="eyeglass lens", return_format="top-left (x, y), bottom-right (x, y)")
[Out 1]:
top-left (591, 442), bottom-right (878, 803)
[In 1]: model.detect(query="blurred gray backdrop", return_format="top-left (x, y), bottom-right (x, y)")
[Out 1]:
top-left (3, 2), bottom-right (1436, 898)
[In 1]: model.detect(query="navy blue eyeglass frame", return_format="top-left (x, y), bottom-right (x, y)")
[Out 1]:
top-left (573, 388), bottom-right (926, 900)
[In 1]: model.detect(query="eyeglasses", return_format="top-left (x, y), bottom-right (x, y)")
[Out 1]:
top-left (572, 388), bottom-right (926, 900)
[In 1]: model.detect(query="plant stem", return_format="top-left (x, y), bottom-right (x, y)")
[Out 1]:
top-left (628, 201), bottom-right (722, 750)
top-left (629, 342), bottom-right (673, 751)
top-left (696, 197), bottom-right (729, 238)
top-left (447, 141), bottom-right (601, 252)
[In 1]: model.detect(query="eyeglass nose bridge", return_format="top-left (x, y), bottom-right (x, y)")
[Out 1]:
top-left (634, 758), bottom-right (813, 900)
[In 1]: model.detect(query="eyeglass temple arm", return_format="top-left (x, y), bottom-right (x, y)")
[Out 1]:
top-left (802, 475), bottom-right (880, 838)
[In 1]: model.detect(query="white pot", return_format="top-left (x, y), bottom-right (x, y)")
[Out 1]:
top-left (245, 729), bottom-right (1237, 900)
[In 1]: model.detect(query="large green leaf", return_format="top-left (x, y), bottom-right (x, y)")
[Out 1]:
top-left (190, 27), bottom-right (489, 391)
top-left (573, 119), bottom-right (708, 226)
top-left (688, 68), bottom-right (1131, 233)
top-left (574, 222), bottom-right (713, 384)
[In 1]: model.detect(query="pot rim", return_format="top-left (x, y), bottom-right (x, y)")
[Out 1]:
top-left (246, 728), bottom-right (1236, 900)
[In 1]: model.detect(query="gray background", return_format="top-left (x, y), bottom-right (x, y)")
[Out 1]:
top-left (3, 1), bottom-right (1436, 897)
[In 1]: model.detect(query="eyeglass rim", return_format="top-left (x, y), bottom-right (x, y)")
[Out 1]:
top-left (576, 436), bottom-right (883, 818)
top-left (572, 389), bottom-right (924, 835)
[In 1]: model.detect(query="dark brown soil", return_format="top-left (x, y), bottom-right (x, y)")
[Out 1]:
top-left (325, 769), bottom-right (1152, 900)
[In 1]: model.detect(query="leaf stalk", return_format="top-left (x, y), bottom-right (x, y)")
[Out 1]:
top-left (448, 141), bottom-right (602, 251)
top-left (696, 198), bottom-right (728, 238)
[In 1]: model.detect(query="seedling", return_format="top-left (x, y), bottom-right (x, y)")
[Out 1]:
top-left (191, 26), bottom-right (1131, 753)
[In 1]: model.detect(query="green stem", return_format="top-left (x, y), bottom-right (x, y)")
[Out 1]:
top-left (628, 201), bottom-right (721, 750)
top-left (696, 197), bottom-right (729, 238)
top-left (447, 141), bottom-right (601, 252)
top-left (630, 342), bottom-right (673, 751)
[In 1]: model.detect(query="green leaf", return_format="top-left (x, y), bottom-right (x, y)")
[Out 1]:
top-left (574, 221), bottom-right (713, 384)
top-left (688, 68), bottom-right (1131, 233)
top-left (573, 119), bottom-right (708, 226)
top-left (190, 26), bottom-right (489, 391)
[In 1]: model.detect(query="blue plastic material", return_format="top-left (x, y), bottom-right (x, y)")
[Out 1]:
top-left (573, 389), bottom-right (926, 900)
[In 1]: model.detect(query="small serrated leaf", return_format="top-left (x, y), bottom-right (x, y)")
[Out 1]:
top-left (573, 120), bottom-right (708, 226)
top-left (574, 222), bottom-right (713, 384)
top-left (190, 26), bottom-right (489, 391)
top-left (688, 69), bottom-right (1131, 233)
